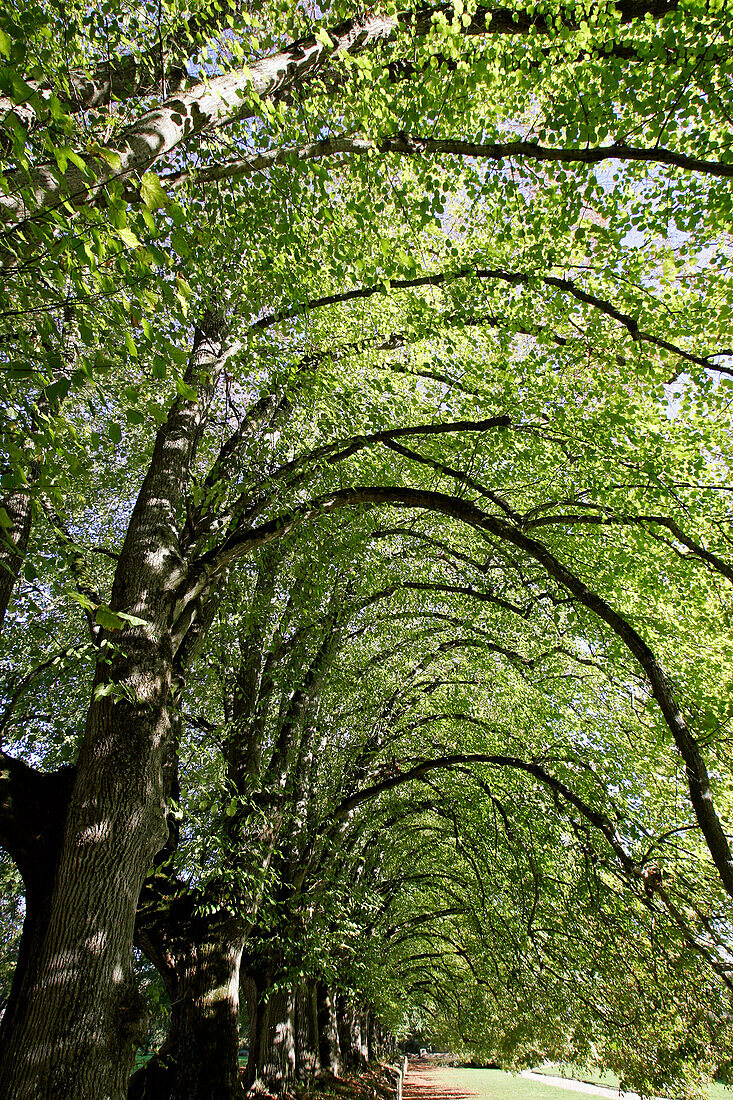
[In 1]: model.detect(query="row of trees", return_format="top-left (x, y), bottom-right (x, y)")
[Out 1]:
top-left (1, 0), bottom-right (732, 1094)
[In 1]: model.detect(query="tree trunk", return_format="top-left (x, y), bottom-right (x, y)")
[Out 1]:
top-left (0, 486), bottom-right (31, 630)
top-left (130, 927), bottom-right (245, 1100)
top-left (337, 997), bottom-right (368, 1069)
top-left (246, 978), bottom-right (296, 1090)
top-left (242, 970), bottom-right (265, 1091)
top-left (295, 981), bottom-right (320, 1082)
top-left (368, 1014), bottom-right (379, 1063)
top-left (358, 1008), bottom-right (370, 1065)
top-left (0, 317), bottom-right (224, 1099)
top-left (0, 682), bottom-right (171, 1099)
top-left (0, 15), bottom-right (400, 238)
top-left (0, 758), bottom-right (74, 1050)
top-left (316, 983), bottom-right (342, 1076)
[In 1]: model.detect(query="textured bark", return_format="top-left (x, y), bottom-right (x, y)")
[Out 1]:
top-left (131, 782), bottom-right (246, 1100)
top-left (246, 977), bottom-right (296, 1090)
top-left (368, 1015), bottom-right (380, 1063)
top-left (295, 982), bottom-right (321, 1081)
top-left (0, 318), bottom-right (224, 1099)
top-left (317, 984), bottom-right (342, 1075)
top-left (131, 541), bottom-right (323, 1100)
top-left (0, 756), bottom-right (74, 1049)
top-left (241, 971), bottom-right (259, 1055)
top-left (166, 133), bottom-right (733, 192)
top-left (0, 487), bottom-right (32, 630)
top-left (336, 997), bottom-right (368, 1068)
top-left (1, 0), bottom-right (680, 235)
top-left (241, 970), bottom-right (264, 1091)
top-left (0, 0), bottom-right (242, 136)
top-left (0, 667), bottom-right (170, 1098)
top-left (130, 923), bottom-right (245, 1100)
top-left (1, 13), bottom-right (398, 235)
top-left (358, 1009), bottom-right (370, 1065)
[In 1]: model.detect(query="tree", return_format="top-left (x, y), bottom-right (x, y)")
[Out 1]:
top-left (129, 529), bottom-right (398, 1099)
top-left (1, 0), bottom-right (733, 1093)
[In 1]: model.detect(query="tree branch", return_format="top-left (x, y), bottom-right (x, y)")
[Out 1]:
top-left (253, 266), bottom-right (724, 372)
top-left (192, 482), bottom-right (733, 898)
top-left (165, 133), bottom-right (733, 192)
top-left (525, 511), bottom-right (733, 584)
top-left (1, 0), bottom-right (684, 241)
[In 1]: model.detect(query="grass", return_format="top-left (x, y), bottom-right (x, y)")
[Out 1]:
top-left (427, 1065), bottom-right (733, 1100)
top-left (535, 1063), bottom-right (732, 1100)
top-left (132, 1049), bottom-right (250, 1071)
top-left (428, 1067), bottom-right (592, 1100)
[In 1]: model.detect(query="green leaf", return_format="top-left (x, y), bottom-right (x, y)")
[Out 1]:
top-left (95, 605), bottom-right (125, 630)
top-left (140, 171), bottom-right (169, 210)
top-left (175, 378), bottom-right (198, 401)
top-left (117, 611), bottom-right (149, 627)
top-left (54, 145), bottom-right (88, 173)
top-left (117, 227), bottom-right (141, 250)
top-left (45, 376), bottom-right (72, 404)
top-left (68, 591), bottom-right (95, 613)
top-left (171, 229), bottom-right (191, 257)
top-left (99, 148), bottom-right (122, 170)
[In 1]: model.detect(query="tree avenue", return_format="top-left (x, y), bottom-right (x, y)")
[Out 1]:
top-left (0, 0), bottom-right (732, 1094)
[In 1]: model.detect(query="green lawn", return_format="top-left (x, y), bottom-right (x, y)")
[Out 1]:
top-left (134, 1050), bottom-right (249, 1068)
top-left (536, 1063), bottom-right (731, 1100)
top-left (429, 1067), bottom-right (593, 1100)
top-left (428, 1065), bottom-right (733, 1100)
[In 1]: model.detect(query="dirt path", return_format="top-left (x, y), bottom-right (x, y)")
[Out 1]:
top-left (402, 1063), bottom-right (636, 1100)
top-left (403, 1063), bottom-right (479, 1100)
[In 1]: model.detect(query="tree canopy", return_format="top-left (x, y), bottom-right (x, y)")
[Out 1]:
top-left (1, 0), bottom-right (732, 1095)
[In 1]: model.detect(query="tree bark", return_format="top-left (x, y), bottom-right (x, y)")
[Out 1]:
top-left (0, 319), bottom-right (224, 1099)
top-left (358, 1008), bottom-right (370, 1065)
top-left (0, 682), bottom-right (170, 1097)
top-left (0, 13), bottom-right (398, 237)
top-left (317, 983), bottom-right (342, 1076)
top-left (0, 0), bottom-right (243, 137)
top-left (295, 981), bottom-right (321, 1082)
top-left (337, 997), bottom-right (368, 1069)
top-left (241, 969), bottom-right (265, 1091)
top-left (0, 487), bottom-right (32, 630)
top-left (166, 133), bottom-right (733, 193)
top-left (130, 922), bottom-right (245, 1100)
top-left (368, 1015), bottom-right (380, 1063)
top-left (0, 755), bottom-right (74, 1049)
top-left (0, 0), bottom-right (681, 239)
top-left (245, 975), bottom-right (296, 1090)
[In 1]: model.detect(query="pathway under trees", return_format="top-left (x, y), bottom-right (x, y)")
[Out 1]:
top-left (1, 0), bottom-right (733, 1095)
